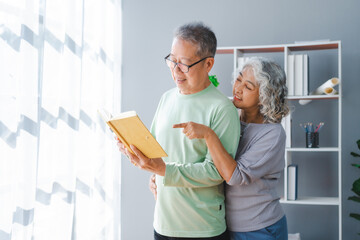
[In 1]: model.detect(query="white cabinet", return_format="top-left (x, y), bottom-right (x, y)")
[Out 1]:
top-left (216, 41), bottom-right (342, 239)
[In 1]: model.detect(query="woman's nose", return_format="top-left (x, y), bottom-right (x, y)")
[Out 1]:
top-left (234, 83), bottom-right (244, 92)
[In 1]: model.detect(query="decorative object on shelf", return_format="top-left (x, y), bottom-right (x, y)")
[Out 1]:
top-left (305, 132), bottom-right (319, 148)
top-left (348, 139), bottom-right (360, 235)
top-left (299, 77), bottom-right (340, 105)
top-left (208, 75), bottom-right (219, 87)
top-left (300, 122), bottom-right (324, 148)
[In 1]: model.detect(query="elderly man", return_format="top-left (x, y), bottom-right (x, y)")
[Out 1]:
top-left (118, 22), bottom-right (240, 240)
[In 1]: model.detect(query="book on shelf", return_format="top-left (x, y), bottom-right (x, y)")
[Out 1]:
top-left (303, 54), bottom-right (309, 95)
top-left (294, 55), bottom-right (304, 96)
top-left (98, 109), bottom-right (168, 159)
top-left (286, 55), bottom-right (295, 96)
top-left (287, 54), bottom-right (309, 96)
top-left (281, 113), bottom-right (291, 148)
top-left (288, 164), bottom-right (298, 200)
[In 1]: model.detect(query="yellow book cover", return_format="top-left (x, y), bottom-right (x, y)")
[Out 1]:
top-left (98, 109), bottom-right (167, 159)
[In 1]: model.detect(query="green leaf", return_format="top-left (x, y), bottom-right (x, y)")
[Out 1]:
top-left (351, 152), bottom-right (360, 157)
top-left (357, 139), bottom-right (360, 150)
top-left (348, 196), bottom-right (360, 203)
top-left (352, 163), bottom-right (360, 168)
top-left (352, 179), bottom-right (360, 196)
top-left (350, 213), bottom-right (360, 221)
top-left (208, 75), bottom-right (219, 87)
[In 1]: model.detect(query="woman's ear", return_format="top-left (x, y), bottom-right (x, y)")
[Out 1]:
top-left (205, 58), bottom-right (215, 73)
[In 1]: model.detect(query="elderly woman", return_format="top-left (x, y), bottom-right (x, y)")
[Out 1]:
top-left (165, 57), bottom-right (289, 240)
top-left (118, 22), bottom-right (240, 240)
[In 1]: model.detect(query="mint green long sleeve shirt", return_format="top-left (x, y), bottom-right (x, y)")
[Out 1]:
top-left (151, 84), bottom-right (240, 238)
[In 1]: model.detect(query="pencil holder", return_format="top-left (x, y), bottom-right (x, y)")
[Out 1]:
top-left (305, 132), bottom-right (319, 148)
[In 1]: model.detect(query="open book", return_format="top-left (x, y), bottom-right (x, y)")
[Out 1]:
top-left (98, 109), bottom-right (167, 159)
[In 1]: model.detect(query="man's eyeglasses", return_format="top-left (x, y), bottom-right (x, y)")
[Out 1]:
top-left (164, 54), bottom-right (214, 73)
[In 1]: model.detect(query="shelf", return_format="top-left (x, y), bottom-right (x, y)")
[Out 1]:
top-left (216, 46), bottom-right (284, 54)
top-left (280, 197), bottom-right (340, 206)
top-left (286, 95), bottom-right (339, 100)
top-left (238, 46), bottom-right (284, 53)
top-left (286, 147), bottom-right (339, 152)
top-left (216, 48), bottom-right (234, 54)
top-left (216, 41), bottom-right (340, 55)
top-left (217, 41), bottom-right (342, 239)
top-left (287, 42), bottom-right (339, 51)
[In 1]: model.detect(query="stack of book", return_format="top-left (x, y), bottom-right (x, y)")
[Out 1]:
top-left (287, 54), bottom-right (309, 96)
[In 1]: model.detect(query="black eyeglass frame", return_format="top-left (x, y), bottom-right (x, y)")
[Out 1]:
top-left (164, 54), bottom-right (214, 73)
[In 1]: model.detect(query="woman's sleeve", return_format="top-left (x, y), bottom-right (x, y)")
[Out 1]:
top-left (163, 105), bottom-right (240, 188)
top-left (227, 126), bottom-right (286, 186)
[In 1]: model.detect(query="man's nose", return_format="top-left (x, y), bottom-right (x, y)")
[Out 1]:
top-left (174, 64), bottom-right (183, 73)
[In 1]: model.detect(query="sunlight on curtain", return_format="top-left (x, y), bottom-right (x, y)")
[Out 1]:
top-left (0, 0), bottom-right (122, 239)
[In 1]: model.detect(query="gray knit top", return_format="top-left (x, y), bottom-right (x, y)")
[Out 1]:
top-left (225, 121), bottom-right (286, 232)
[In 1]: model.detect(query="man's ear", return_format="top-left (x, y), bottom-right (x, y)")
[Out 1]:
top-left (205, 57), bottom-right (215, 73)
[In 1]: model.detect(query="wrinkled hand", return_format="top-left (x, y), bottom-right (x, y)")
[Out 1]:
top-left (149, 174), bottom-right (157, 200)
top-left (116, 137), bottom-right (139, 166)
top-left (173, 121), bottom-right (211, 140)
top-left (115, 137), bottom-right (127, 155)
top-left (124, 145), bottom-right (166, 176)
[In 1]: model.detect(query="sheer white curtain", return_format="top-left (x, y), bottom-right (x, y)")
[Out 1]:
top-left (0, 0), bottom-right (122, 239)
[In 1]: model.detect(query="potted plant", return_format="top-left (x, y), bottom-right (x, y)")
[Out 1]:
top-left (349, 139), bottom-right (360, 235)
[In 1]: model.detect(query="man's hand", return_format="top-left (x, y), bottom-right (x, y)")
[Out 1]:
top-left (125, 145), bottom-right (166, 176)
top-left (149, 174), bottom-right (157, 200)
top-left (116, 137), bottom-right (127, 155)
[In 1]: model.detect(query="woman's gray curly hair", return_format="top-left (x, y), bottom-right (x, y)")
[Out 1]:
top-left (238, 57), bottom-right (289, 123)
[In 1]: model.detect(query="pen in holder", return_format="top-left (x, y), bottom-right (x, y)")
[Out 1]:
top-left (305, 132), bottom-right (319, 148)
top-left (300, 122), bottom-right (324, 148)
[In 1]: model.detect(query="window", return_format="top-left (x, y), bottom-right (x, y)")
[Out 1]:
top-left (0, 0), bottom-right (122, 239)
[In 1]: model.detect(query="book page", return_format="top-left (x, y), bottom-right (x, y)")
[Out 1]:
top-left (97, 108), bottom-right (113, 122)
top-left (111, 110), bottom-right (137, 120)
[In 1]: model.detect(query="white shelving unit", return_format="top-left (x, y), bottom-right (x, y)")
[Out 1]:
top-left (217, 41), bottom-right (342, 239)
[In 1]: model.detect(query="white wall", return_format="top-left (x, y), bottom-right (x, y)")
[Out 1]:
top-left (121, 0), bottom-right (360, 239)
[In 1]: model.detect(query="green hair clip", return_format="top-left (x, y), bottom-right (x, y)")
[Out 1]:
top-left (209, 75), bottom-right (219, 87)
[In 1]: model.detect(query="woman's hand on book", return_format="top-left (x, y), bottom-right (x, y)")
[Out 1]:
top-left (125, 145), bottom-right (166, 176)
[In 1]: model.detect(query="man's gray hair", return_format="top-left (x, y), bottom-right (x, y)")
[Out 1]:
top-left (174, 22), bottom-right (217, 57)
